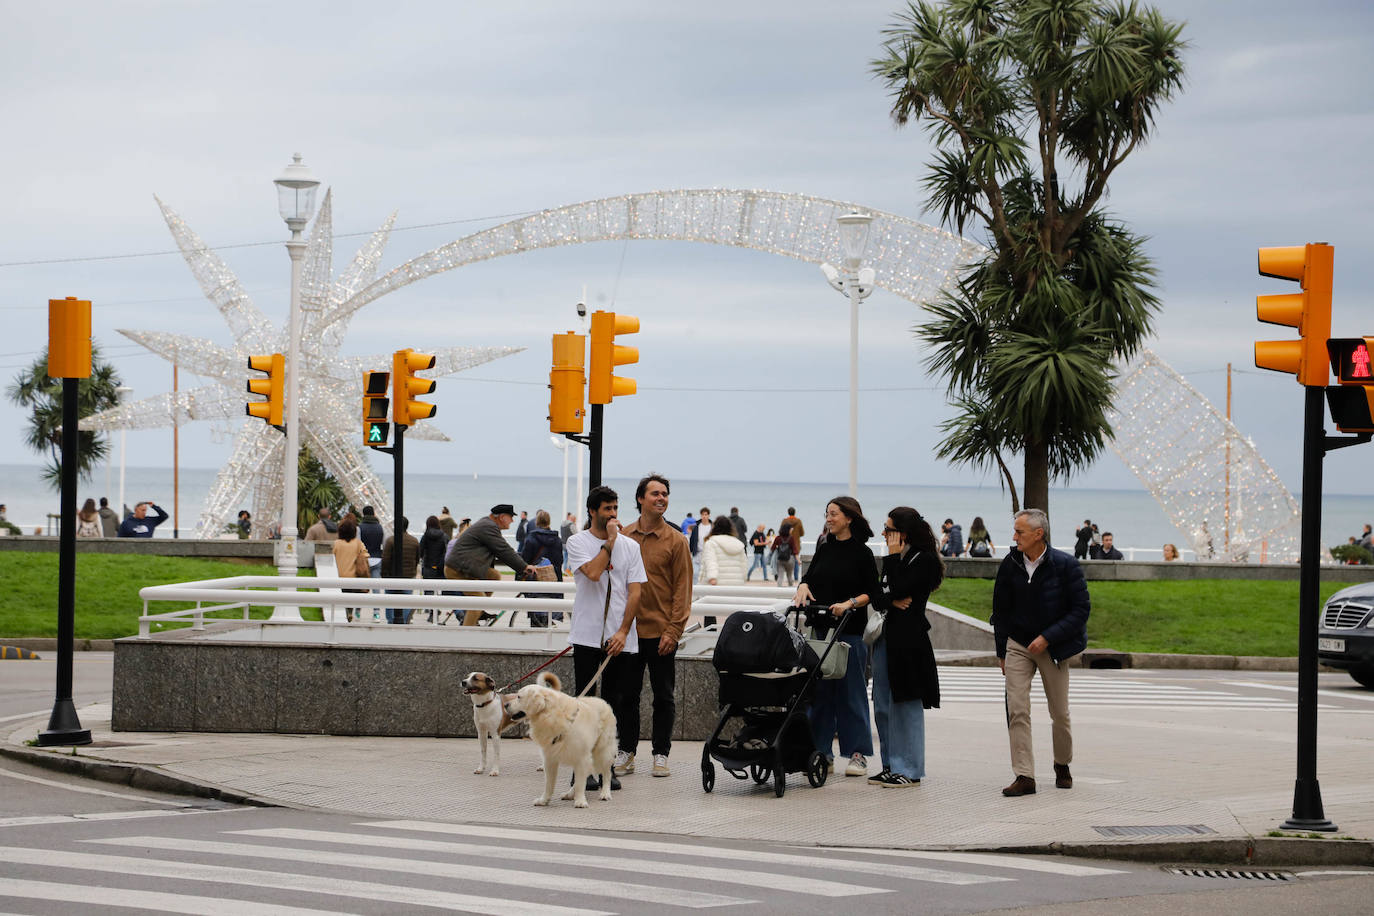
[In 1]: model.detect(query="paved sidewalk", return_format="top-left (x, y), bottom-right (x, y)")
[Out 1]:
top-left (7, 674), bottom-right (1374, 865)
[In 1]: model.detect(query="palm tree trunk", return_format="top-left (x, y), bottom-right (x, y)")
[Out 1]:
top-left (993, 448), bottom-right (1021, 514)
top-left (1023, 436), bottom-right (1050, 518)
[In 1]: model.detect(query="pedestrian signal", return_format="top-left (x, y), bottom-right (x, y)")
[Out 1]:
top-left (1255, 243), bottom-right (1333, 387)
top-left (588, 310), bottom-right (639, 404)
top-left (549, 331), bottom-right (586, 434)
top-left (246, 353), bottom-right (285, 427)
top-left (1327, 338), bottom-right (1374, 385)
top-left (1326, 386), bottom-right (1374, 433)
top-left (363, 370), bottom-right (391, 447)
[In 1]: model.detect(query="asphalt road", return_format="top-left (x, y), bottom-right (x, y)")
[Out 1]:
top-left (1, 653), bottom-right (1372, 913)
top-left (1, 756), bottom-right (1370, 915)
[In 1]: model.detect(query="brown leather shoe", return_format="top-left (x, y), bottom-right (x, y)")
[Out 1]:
top-left (1054, 763), bottom-right (1072, 789)
top-left (1002, 775), bottom-right (1037, 797)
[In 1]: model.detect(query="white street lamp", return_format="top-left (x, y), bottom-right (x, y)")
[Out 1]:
top-left (272, 153), bottom-right (320, 618)
top-left (821, 211), bottom-right (875, 498)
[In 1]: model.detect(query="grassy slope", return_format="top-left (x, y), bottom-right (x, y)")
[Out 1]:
top-left (0, 554), bottom-right (322, 639)
top-left (933, 577), bottom-right (1348, 657)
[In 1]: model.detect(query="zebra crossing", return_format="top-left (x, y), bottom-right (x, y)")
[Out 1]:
top-left (0, 817), bottom-right (1125, 914)
top-left (888, 667), bottom-right (1332, 710)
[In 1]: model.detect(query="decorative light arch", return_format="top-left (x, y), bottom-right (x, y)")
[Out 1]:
top-left (321, 189), bottom-right (989, 333)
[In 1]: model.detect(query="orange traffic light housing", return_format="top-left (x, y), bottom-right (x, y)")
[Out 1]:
top-left (392, 349), bottom-right (437, 427)
top-left (588, 310), bottom-right (639, 404)
top-left (1325, 386), bottom-right (1374, 433)
top-left (47, 297), bottom-right (92, 379)
top-left (246, 353), bottom-right (285, 427)
top-left (363, 370), bottom-right (391, 446)
top-left (1255, 242), bottom-right (1333, 387)
top-left (549, 332), bottom-right (586, 434)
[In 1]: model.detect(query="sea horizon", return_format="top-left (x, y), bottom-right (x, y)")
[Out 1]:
top-left (3, 462), bottom-right (1371, 562)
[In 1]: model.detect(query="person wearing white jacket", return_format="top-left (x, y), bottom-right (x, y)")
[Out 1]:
top-left (700, 515), bottom-right (749, 586)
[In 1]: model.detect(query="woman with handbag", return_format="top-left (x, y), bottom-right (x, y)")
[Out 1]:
top-left (332, 518), bottom-right (372, 622)
top-left (520, 510), bottom-right (565, 627)
top-left (870, 506), bottom-right (943, 787)
top-left (792, 496), bottom-right (880, 778)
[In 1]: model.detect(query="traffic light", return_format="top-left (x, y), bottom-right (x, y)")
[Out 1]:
top-left (392, 349), bottom-right (437, 426)
top-left (1327, 337), bottom-right (1374, 385)
top-left (1255, 242), bottom-right (1333, 387)
top-left (1325, 386), bottom-right (1374, 433)
top-left (588, 310), bottom-right (639, 404)
top-left (363, 370), bottom-right (391, 447)
top-left (1326, 337), bottom-right (1374, 433)
top-left (549, 331), bottom-right (586, 434)
top-left (246, 353), bottom-right (285, 427)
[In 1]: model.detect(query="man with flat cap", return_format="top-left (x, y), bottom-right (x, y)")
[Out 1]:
top-left (445, 503), bottom-right (533, 625)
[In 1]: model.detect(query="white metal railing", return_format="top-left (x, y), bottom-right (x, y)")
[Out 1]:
top-left (136, 575), bottom-right (795, 644)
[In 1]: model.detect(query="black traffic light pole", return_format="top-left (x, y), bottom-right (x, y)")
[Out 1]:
top-left (588, 404), bottom-right (604, 491)
top-left (1283, 387), bottom-right (1371, 831)
top-left (38, 378), bottom-right (91, 746)
top-left (390, 424), bottom-right (405, 621)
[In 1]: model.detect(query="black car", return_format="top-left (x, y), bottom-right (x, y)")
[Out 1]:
top-left (1318, 581), bottom-right (1374, 688)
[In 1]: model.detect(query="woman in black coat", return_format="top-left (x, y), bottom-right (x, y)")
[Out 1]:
top-left (870, 506), bottom-right (943, 787)
top-left (793, 496), bottom-right (880, 778)
top-left (418, 515), bottom-right (450, 623)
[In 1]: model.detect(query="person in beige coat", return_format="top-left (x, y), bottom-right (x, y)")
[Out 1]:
top-left (332, 518), bottom-right (371, 622)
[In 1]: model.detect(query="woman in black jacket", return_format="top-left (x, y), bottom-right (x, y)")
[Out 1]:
top-left (793, 496), bottom-right (880, 778)
top-left (418, 515), bottom-right (449, 623)
top-left (520, 510), bottom-right (565, 627)
top-left (870, 506), bottom-right (942, 787)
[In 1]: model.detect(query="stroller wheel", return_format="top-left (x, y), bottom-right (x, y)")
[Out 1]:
top-left (749, 763), bottom-right (770, 785)
top-left (806, 751), bottom-right (828, 788)
top-left (702, 761), bottom-right (715, 793)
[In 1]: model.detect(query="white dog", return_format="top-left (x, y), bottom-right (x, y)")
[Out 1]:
top-left (461, 672), bottom-right (507, 776)
top-left (501, 672), bottom-right (617, 808)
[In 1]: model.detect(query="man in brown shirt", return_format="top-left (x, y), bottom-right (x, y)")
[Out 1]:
top-left (782, 507), bottom-right (805, 580)
top-left (618, 472), bottom-right (693, 778)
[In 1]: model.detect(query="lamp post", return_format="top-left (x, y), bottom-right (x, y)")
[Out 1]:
top-left (272, 153), bottom-right (320, 618)
top-left (820, 211), bottom-right (875, 498)
top-left (109, 385), bottom-right (132, 515)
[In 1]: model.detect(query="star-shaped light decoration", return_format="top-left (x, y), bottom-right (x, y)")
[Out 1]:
top-left (80, 191), bottom-right (520, 538)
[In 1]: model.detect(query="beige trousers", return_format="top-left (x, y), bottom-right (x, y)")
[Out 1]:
top-left (444, 566), bottom-right (501, 626)
top-left (1003, 638), bottom-right (1074, 779)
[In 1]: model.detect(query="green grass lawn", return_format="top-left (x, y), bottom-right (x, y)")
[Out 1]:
top-left (933, 577), bottom-right (1349, 657)
top-left (0, 553), bottom-right (323, 639)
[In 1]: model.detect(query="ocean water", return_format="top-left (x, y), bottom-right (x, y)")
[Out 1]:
top-left (3, 462), bottom-right (1371, 562)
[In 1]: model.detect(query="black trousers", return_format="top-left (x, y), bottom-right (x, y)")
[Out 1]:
top-left (618, 636), bottom-right (676, 756)
top-left (573, 644), bottom-right (636, 746)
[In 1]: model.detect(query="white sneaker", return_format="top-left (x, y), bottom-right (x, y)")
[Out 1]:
top-left (844, 753), bottom-right (868, 777)
top-left (652, 754), bottom-right (670, 777)
top-left (613, 750), bottom-right (635, 776)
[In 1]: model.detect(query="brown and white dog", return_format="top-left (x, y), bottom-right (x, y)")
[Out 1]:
top-left (501, 671), bottom-right (617, 808)
top-left (461, 672), bottom-right (507, 776)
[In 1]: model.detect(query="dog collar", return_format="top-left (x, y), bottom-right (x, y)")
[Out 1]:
top-left (473, 698), bottom-right (493, 708)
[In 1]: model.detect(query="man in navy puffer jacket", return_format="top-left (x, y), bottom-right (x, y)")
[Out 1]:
top-left (991, 508), bottom-right (1090, 798)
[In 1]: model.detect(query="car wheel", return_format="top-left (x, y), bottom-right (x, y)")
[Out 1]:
top-left (1350, 667), bottom-right (1374, 689)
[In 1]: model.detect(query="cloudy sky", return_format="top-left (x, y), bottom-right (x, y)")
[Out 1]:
top-left (2, 0), bottom-right (1372, 497)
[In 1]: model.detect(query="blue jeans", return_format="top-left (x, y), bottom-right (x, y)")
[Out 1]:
top-left (385, 589), bottom-right (412, 624)
top-left (809, 633), bottom-right (873, 760)
top-left (871, 637), bottom-right (925, 778)
top-left (746, 552), bottom-right (767, 580)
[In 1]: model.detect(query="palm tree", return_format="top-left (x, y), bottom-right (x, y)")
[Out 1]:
top-left (296, 446), bottom-right (347, 533)
top-left (873, 0), bottom-right (1186, 513)
top-left (6, 344), bottom-right (123, 488)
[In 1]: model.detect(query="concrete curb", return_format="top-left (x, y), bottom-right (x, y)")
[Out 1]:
top-left (0, 744), bottom-right (277, 808)
top-left (0, 639), bottom-right (115, 653)
top-left (1044, 836), bottom-right (1374, 867)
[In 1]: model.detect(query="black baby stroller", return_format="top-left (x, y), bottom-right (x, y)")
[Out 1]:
top-left (701, 604), bottom-right (854, 798)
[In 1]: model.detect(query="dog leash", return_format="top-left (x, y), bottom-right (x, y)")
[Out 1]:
top-left (575, 548), bottom-right (619, 698)
top-left (498, 646), bottom-right (572, 693)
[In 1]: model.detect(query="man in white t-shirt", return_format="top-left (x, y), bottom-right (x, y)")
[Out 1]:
top-left (565, 485), bottom-right (647, 790)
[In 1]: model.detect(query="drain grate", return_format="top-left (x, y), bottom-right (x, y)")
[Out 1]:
top-left (1167, 867), bottom-right (1293, 881)
top-left (1093, 824), bottom-right (1218, 838)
